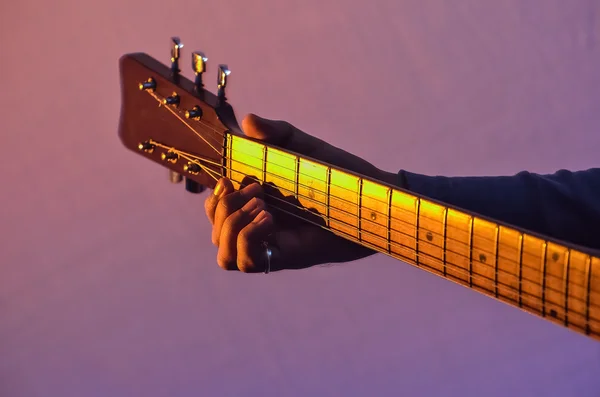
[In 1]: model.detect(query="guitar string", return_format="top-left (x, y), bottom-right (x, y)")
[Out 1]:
top-left (171, 146), bottom-right (597, 312)
top-left (169, 143), bottom-right (593, 288)
top-left (193, 159), bottom-right (599, 321)
top-left (143, 91), bottom-right (595, 291)
top-left (144, 89), bottom-right (582, 262)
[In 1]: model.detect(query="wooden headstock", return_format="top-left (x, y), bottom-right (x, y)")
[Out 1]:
top-left (117, 37), bottom-right (242, 192)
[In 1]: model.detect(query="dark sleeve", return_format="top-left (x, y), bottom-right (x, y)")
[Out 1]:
top-left (399, 168), bottom-right (600, 250)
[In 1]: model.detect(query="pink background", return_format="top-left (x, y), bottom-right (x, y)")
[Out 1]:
top-left (2, 1), bottom-right (600, 396)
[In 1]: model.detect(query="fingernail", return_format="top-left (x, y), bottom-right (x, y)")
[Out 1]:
top-left (254, 210), bottom-right (272, 225)
top-left (214, 178), bottom-right (226, 196)
top-left (242, 197), bottom-right (264, 216)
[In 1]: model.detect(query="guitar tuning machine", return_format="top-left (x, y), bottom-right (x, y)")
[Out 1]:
top-left (170, 37), bottom-right (183, 74)
top-left (192, 51), bottom-right (208, 89)
top-left (163, 92), bottom-right (180, 106)
top-left (217, 65), bottom-right (231, 100)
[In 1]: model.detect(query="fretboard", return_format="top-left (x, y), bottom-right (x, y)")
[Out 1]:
top-left (225, 133), bottom-right (600, 341)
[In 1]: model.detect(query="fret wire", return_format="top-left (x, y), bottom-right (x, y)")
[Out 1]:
top-left (222, 133), bottom-right (229, 178)
top-left (563, 249), bottom-right (571, 326)
top-left (357, 178), bottom-right (363, 241)
top-left (518, 234), bottom-right (524, 308)
top-left (386, 187), bottom-right (392, 254)
top-left (585, 255), bottom-right (592, 334)
top-left (540, 242), bottom-right (548, 317)
top-left (494, 226), bottom-right (500, 298)
top-left (415, 198), bottom-right (421, 267)
top-left (468, 216), bottom-right (474, 287)
top-left (207, 166), bottom-right (600, 316)
top-left (226, 134), bottom-right (233, 179)
top-left (326, 167), bottom-right (332, 228)
top-left (173, 143), bottom-right (592, 285)
top-left (442, 208), bottom-right (448, 276)
top-left (294, 156), bottom-right (300, 199)
top-left (262, 146), bottom-right (268, 183)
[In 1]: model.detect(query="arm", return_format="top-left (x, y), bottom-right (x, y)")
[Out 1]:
top-left (398, 168), bottom-right (600, 250)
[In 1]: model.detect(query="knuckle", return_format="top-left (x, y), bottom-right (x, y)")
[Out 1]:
top-left (222, 213), bottom-right (243, 236)
top-left (218, 195), bottom-right (236, 214)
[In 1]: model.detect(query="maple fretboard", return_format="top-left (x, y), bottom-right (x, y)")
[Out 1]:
top-left (226, 133), bottom-right (600, 341)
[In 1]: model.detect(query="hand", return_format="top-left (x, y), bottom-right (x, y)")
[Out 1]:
top-left (204, 114), bottom-right (399, 272)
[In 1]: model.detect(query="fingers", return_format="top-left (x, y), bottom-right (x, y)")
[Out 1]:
top-left (241, 113), bottom-right (327, 156)
top-left (211, 181), bottom-right (263, 246)
top-left (216, 209), bottom-right (274, 272)
top-left (204, 178), bottom-right (234, 225)
top-left (216, 196), bottom-right (266, 270)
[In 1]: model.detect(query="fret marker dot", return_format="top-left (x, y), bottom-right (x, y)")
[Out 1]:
top-left (552, 252), bottom-right (560, 262)
top-left (479, 253), bottom-right (487, 263)
top-left (370, 212), bottom-right (377, 221)
top-left (549, 309), bottom-right (557, 318)
top-left (426, 232), bottom-right (433, 241)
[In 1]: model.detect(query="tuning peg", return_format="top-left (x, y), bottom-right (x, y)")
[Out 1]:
top-left (163, 92), bottom-right (180, 106)
top-left (192, 51), bottom-right (207, 89)
top-left (217, 65), bottom-right (230, 99)
top-left (169, 170), bottom-right (183, 183)
top-left (185, 178), bottom-right (206, 194)
top-left (139, 78), bottom-right (156, 91)
top-left (170, 37), bottom-right (184, 73)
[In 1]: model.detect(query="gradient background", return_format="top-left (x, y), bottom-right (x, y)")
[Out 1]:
top-left (2, 1), bottom-right (600, 396)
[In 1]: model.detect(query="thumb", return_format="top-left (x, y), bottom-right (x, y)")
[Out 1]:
top-left (241, 114), bottom-right (326, 156)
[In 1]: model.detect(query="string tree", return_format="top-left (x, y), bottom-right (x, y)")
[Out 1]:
top-left (192, 51), bottom-right (208, 89)
top-left (217, 64), bottom-right (231, 100)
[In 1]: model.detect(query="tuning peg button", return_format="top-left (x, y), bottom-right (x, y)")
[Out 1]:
top-left (169, 170), bottom-right (183, 183)
top-left (192, 51), bottom-right (207, 88)
top-left (217, 65), bottom-right (230, 99)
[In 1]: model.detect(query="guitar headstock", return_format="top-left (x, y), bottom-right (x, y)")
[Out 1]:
top-left (118, 37), bottom-right (241, 193)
